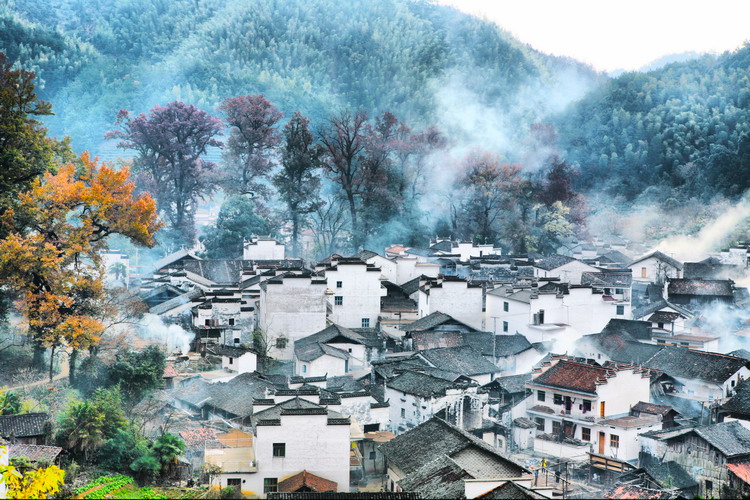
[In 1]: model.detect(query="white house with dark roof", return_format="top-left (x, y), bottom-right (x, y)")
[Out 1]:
top-left (210, 345), bottom-right (258, 375)
top-left (531, 255), bottom-right (599, 284)
top-left (630, 250), bottom-right (684, 283)
top-left (417, 276), bottom-right (484, 330)
top-left (292, 324), bottom-right (383, 377)
top-left (243, 237), bottom-right (285, 260)
top-left (321, 257), bottom-right (387, 329)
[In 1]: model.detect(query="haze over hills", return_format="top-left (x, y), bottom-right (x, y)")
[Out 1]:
top-left (1, 0), bottom-right (750, 206)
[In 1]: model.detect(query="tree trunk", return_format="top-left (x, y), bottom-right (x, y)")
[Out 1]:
top-left (291, 211), bottom-right (300, 258)
top-left (346, 190), bottom-right (359, 249)
top-left (69, 348), bottom-right (78, 386)
top-left (48, 344), bottom-right (56, 382)
top-left (32, 338), bottom-right (46, 370)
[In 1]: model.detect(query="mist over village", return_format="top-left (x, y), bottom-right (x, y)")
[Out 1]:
top-left (2, 1), bottom-right (750, 499)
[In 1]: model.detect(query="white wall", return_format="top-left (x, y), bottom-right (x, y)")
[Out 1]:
top-left (248, 414), bottom-right (350, 497)
top-left (631, 256), bottom-right (682, 282)
top-left (223, 352), bottom-right (258, 374)
top-left (326, 264), bottom-right (386, 329)
top-left (419, 280), bottom-right (484, 330)
top-left (534, 261), bottom-right (599, 284)
top-left (259, 277), bottom-right (328, 359)
top-left (244, 239), bottom-right (285, 260)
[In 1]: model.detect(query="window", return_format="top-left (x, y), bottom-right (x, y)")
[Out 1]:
top-left (535, 417), bottom-right (545, 431)
top-left (503, 301), bottom-right (509, 312)
top-left (641, 267), bottom-right (647, 278)
top-left (657, 339), bottom-right (665, 344)
top-left (227, 478), bottom-right (241, 487)
top-left (680, 342), bottom-right (690, 347)
top-left (604, 288), bottom-right (611, 295)
top-left (334, 295), bottom-right (343, 306)
top-left (581, 427), bottom-right (591, 441)
top-left (205, 319), bottom-right (210, 326)
top-left (615, 288), bottom-right (624, 295)
top-left (600, 401), bottom-right (606, 417)
top-left (610, 434), bottom-right (619, 448)
top-left (657, 322), bottom-right (664, 329)
top-left (552, 421), bottom-right (562, 435)
top-left (616, 305), bottom-right (625, 315)
top-left (228, 318), bottom-right (235, 326)
top-left (369, 451), bottom-right (377, 460)
top-left (276, 337), bottom-right (288, 349)
top-left (228, 357), bottom-right (233, 365)
top-left (400, 408), bottom-right (405, 418)
top-left (263, 478), bottom-right (278, 494)
top-left (537, 390), bottom-right (546, 402)
top-left (272, 443), bottom-right (285, 457)
top-left (503, 321), bottom-right (509, 333)
top-left (705, 480), bottom-right (713, 492)
top-left (582, 399), bottom-right (592, 412)
top-left (362, 318), bottom-right (370, 328)
top-left (336, 281), bottom-right (343, 288)
top-left (234, 338), bottom-right (240, 344)
top-left (553, 394), bottom-right (563, 405)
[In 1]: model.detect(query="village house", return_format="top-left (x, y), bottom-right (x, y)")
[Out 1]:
top-left (417, 276), bottom-right (484, 330)
top-left (613, 461), bottom-right (698, 498)
top-left (526, 357), bottom-right (655, 461)
top-left (292, 324), bottom-right (384, 378)
top-left (486, 283), bottom-right (630, 344)
top-left (243, 236), bottom-right (286, 260)
top-left (379, 281), bottom-right (419, 334)
top-left (0, 413), bottom-right (51, 445)
top-left (639, 421), bottom-right (750, 498)
top-left (415, 345), bottom-right (500, 385)
top-left (320, 257), bottom-right (387, 329)
top-left (630, 250), bottom-right (683, 284)
top-left (378, 417), bottom-right (530, 498)
top-left (258, 272), bottom-right (328, 359)
top-left (209, 344), bottom-right (258, 375)
top-left (208, 397), bottom-right (350, 497)
top-left (531, 255), bottom-right (599, 284)
top-left (666, 277), bottom-right (736, 309)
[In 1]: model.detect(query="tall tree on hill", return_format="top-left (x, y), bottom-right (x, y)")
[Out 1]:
top-left (107, 101), bottom-right (223, 248)
top-left (273, 111), bottom-right (324, 257)
top-left (319, 110), bottom-right (369, 249)
top-left (219, 94), bottom-right (283, 197)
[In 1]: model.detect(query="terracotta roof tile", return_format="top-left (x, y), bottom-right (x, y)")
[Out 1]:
top-left (278, 470), bottom-right (337, 492)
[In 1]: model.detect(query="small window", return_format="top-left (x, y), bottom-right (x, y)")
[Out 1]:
top-left (362, 318), bottom-right (370, 328)
top-left (604, 288), bottom-right (611, 295)
top-left (503, 321), bottom-right (508, 333)
top-left (205, 319), bottom-right (210, 326)
top-left (615, 288), bottom-right (624, 294)
top-left (583, 399), bottom-right (592, 412)
top-left (706, 480), bottom-right (713, 492)
top-left (552, 421), bottom-right (562, 435)
top-left (276, 337), bottom-right (288, 349)
top-left (272, 443), bottom-right (285, 457)
top-left (400, 408), bottom-right (405, 418)
top-left (336, 281), bottom-right (343, 288)
top-left (657, 339), bottom-right (665, 344)
top-left (228, 318), bottom-right (235, 326)
top-left (680, 342), bottom-right (690, 346)
top-left (263, 478), bottom-right (278, 493)
top-left (535, 417), bottom-right (545, 431)
top-left (641, 267), bottom-right (647, 278)
top-left (581, 427), bottom-right (591, 441)
top-left (503, 301), bottom-right (509, 312)
top-left (233, 338), bottom-right (240, 344)
top-left (227, 478), bottom-right (241, 487)
top-left (610, 434), bottom-right (619, 448)
top-left (537, 390), bottom-right (546, 402)
top-left (657, 322), bottom-right (664, 329)
top-left (616, 305), bottom-right (625, 315)
top-left (302, 364), bottom-right (307, 373)
top-left (553, 394), bottom-right (563, 405)
top-left (369, 451), bottom-right (376, 460)
top-left (228, 357), bottom-right (233, 365)
top-left (334, 296), bottom-right (343, 306)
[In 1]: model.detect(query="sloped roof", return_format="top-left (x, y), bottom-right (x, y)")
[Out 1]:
top-left (153, 249), bottom-right (200, 272)
top-left (0, 413), bottom-right (50, 439)
top-left (721, 379), bottom-right (750, 414)
top-left (647, 311), bottom-right (681, 323)
top-left (182, 260), bottom-right (244, 283)
top-left (532, 254), bottom-right (577, 270)
top-left (296, 323), bottom-right (372, 347)
top-left (477, 481), bottom-right (548, 499)
top-left (630, 250), bottom-right (683, 270)
top-left (278, 470), bottom-right (337, 493)
top-left (378, 417), bottom-right (525, 479)
top-left (631, 401), bottom-right (677, 417)
top-left (642, 461), bottom-right (696, 490)
top-left (353, 250), bottom-right (380, 261)
top-left (486, 373), bottom-right (533, 395)
top-left (163, 364), bottom-right (178, 378)
top-left (400, 276), bottom-right (425, 296)
top-left (601, 319), bottom-right (653, 341)
top-left (578, 332), bottom-right (662, 365)
top-left (729, 349), bottom-right (750, 361)
top-left (667, 278), bottom-right (734, 297)
top-left (173, 372), bottom-right (277, 418)
top-left (405, 312), bottom-right (476, 332)
top-left (386, 371), bottom-right (461, 398)
top-left (295, 342), bottom-right (350, 362)
top-left (252, 397), bottom-right (346, 426)
top-left (417, 345), bottom-right (499, 375)
top-left (179, 427), bottom-right (219, 448)
top-left (692, 421), bottom-right (750, 457)
top-left (8, 444), bottom-right (62, 463)
top-left (604, 485), bottom-right (671, 499)
top-left (631, 299), bottom-right (693, 321)
top-left (209, 345), bottom-right (258, 358)
top-left (149, 288), bottom-right (204, 315)
top-left (398, 455), bottom-right (472, 499)
top-left (531, 360), bottom-right (612, 396)
top-left (727, 462), bottom-right (750, 486)
top-left (494, 334), bottom-right (533, 357)
top-left (642, 348), bottom-right (748, 384)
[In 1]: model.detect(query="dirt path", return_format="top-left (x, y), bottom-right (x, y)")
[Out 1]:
top-left (5, 350), bottom-right (69, 392)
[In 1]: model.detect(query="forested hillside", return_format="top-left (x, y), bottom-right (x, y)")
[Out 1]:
top-left (556, 46), bottom-right (750, 201)
top-left (0, 0), bottom-right (599, 153)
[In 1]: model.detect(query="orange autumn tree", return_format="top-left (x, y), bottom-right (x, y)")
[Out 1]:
top-left (0, 153), bottom-right (161, 381)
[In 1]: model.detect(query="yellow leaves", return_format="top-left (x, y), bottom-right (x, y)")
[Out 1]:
top-left (54, 316), bottom-right (104, 349)
top-left (0, 447), bottom-right (65, 500)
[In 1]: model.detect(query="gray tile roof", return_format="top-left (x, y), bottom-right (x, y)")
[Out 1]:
top-left (397, 455), bottom-right (472, 499)
top-left (252, 397), bottom-right (346, 426)
top-left (209, 345), bottom-right (258, 358)
top-left (295, 342), bottom-right (350, 362)
top-left (494, 334), bottom-right (533, 357)
top-left (386, 371), bottom-right (461, 398)
top-left (477, 481), bottom-right (548, 499)
top-left (642, 348), bottom-right (748, 384)
top-left (729, 349), bottom-right (750, 361)
top-left (417, 345), bottom-right (499, 376)
top-left (532, 254), bottom-right (577, 271)
top-left (173, 372), bottom-right (276, 418)
top-left (296, 323), bottom-right (374, 348)
top-left (405, 312), bottom-right (476, 332)
top-left (642, 461), bottom-right (697, 490)
top-left (630, 250), bottom-right (684, 271)
top-left (487, 373), bottom-right (533, 395)
top-left (668, 278), bottom-right (734, 297)
top-left (601, 319), bottom-right (653, 341)
top-left (721, 379), bottom-right (750, 415)
top-left (149, 288), bottom-right (204, 315)
top-left (8, 444), bottom-right (62, 463)
top-left (378, 417), bottom-right (525, 479)
top-left (631, 299), bottom-right (693, 321)
top-left (692, 421), bottom-right (750, 457)
top-left (0, 413), bottom-right (50, 439)
top-left (581, 271), bottom-right (633, 288)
